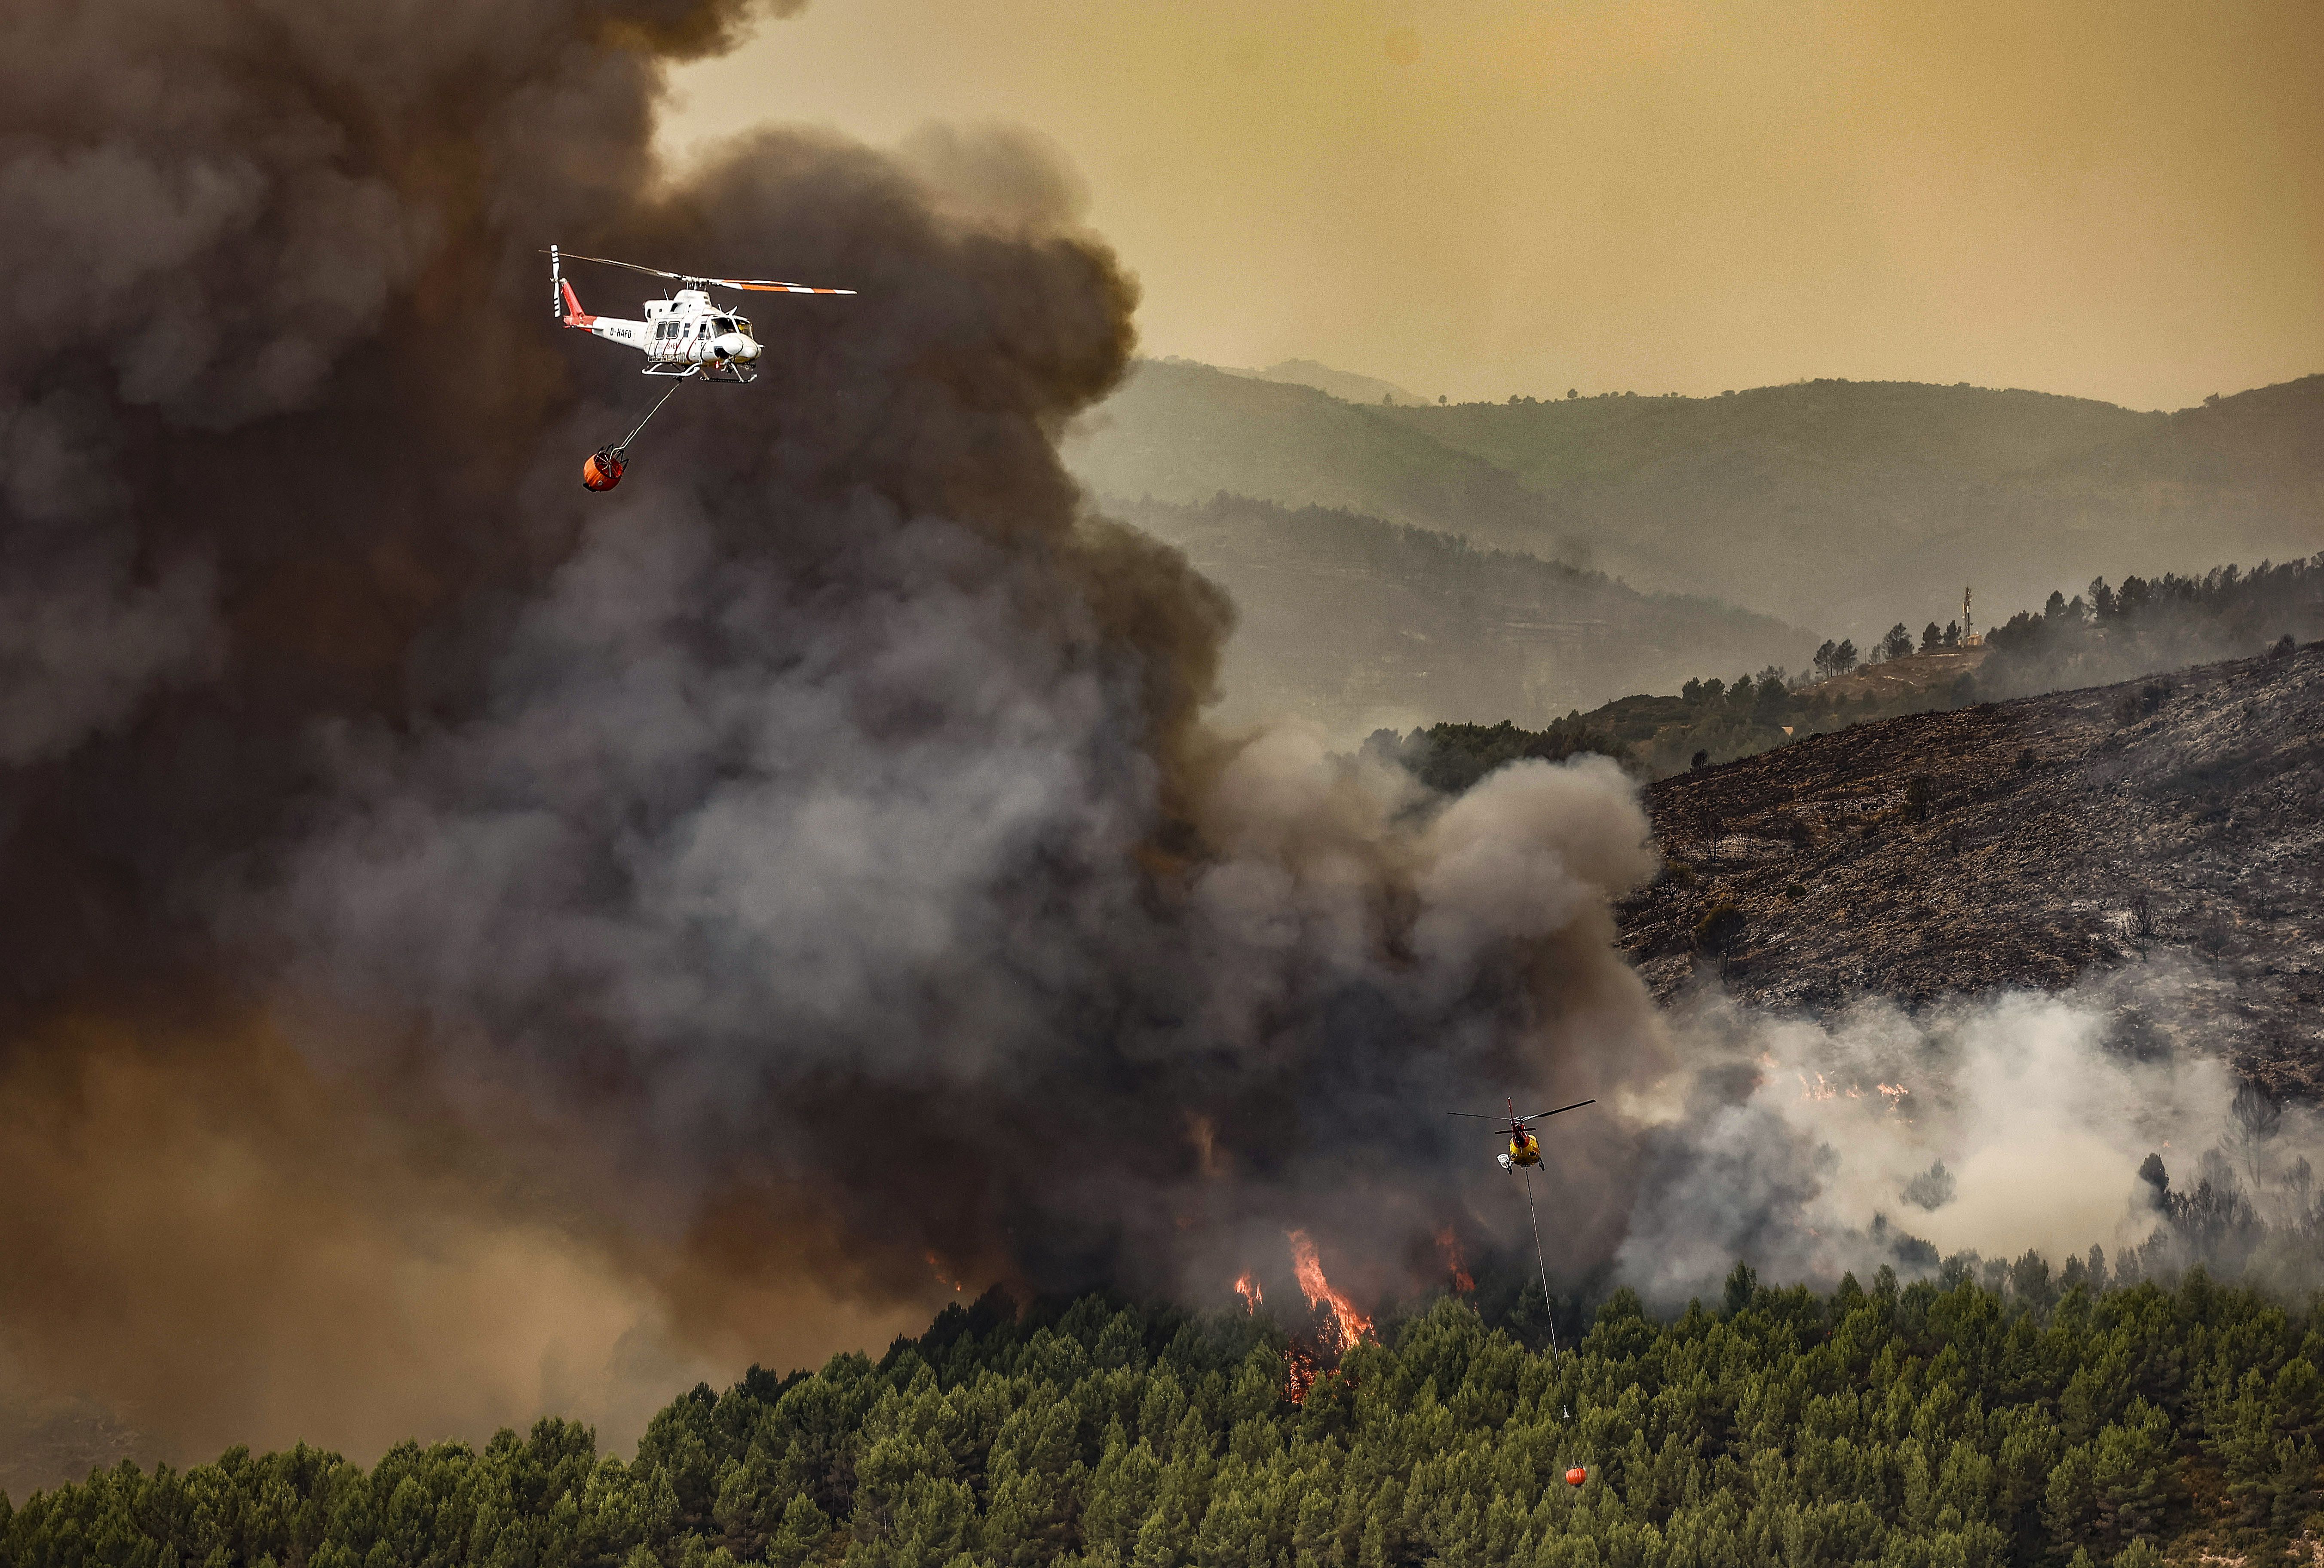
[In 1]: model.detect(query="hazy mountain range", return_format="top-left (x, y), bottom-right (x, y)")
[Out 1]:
top-left (1070, 361), bottom-right (2324, 644)
top-left (1112, 494), bottom-right (1808, 735)
top-left (1197, 355), bottom-right (1430, 407)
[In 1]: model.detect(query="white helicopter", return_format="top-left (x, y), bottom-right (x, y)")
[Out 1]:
top-left (549, 245), bottom-right (855, 491)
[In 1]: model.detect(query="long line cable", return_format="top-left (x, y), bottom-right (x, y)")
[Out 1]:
top-left (615, 380), bottom-right (683, 457)
top-left (1522, 1166), bottom-right (1561, 1358)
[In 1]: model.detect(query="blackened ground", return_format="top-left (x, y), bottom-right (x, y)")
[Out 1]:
top-left (1615, 641), bottom-right (2324, 1093)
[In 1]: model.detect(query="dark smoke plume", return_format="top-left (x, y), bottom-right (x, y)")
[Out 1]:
top-left (0, 0), bottom-right (1673, 1471)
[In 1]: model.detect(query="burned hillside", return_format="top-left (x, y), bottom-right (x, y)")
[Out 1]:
top-left (1615, 640), bottom-right (2324, 1093)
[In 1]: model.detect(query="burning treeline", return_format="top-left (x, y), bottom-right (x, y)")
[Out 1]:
top-left (0, 0), bottom-right (1665, 1464)
top-left (1237, 1232), bottom-right (1388, 1405)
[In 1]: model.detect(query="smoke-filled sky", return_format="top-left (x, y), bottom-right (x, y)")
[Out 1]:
top-left (666, 0), bottom-right (2324, 410)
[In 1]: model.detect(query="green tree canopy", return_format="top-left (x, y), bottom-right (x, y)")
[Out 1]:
top-left (9, 1266), bottom-right (2321, 1568)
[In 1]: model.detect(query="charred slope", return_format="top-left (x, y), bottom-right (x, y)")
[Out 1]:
top-left (1614, 642), bottom-right (2324, 1091)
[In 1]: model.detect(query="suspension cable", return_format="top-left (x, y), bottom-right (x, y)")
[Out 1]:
top-left (1522, 1166), bottom-right (1561, 1358)
top-left (614, 380), bottom-right (683, 457)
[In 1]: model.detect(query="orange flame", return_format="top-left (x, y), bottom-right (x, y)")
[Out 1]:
top-left (1286, 1229), bottom-right (1373, 1354)
top-left (1234, 1272), bottom-right (1263, 1313)
top-left (1435, 1225), bottom-right (1475, 1292)
top-left (1283, 1339), bottom-right (1317, 1404)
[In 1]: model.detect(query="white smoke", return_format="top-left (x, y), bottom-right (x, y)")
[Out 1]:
top-left (1615, 961), bottom-right (2324, 1305)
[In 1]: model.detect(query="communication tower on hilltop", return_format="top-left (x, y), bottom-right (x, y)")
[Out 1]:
top-left (1961, 585), bottom-right (1981, 647)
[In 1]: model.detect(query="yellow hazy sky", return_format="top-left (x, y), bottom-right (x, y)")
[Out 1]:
top-left (666, 0), bottom-right (2323, 410)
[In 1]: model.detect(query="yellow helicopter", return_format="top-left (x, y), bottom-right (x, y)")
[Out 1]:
top-left (1450, 1096), bottom-right (1594, 1356)
top-left (1452, 1096), bottom-right (1594, 1170)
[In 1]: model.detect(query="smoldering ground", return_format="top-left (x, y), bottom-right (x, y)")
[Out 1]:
top-left (0, 0), bottom-right (2309, 1491)
top-left (1616, 965), bottom-right (2324, 1310)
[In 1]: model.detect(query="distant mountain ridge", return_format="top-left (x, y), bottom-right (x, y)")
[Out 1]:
top-left (1113, 493), bottom-right (1808, 737)
top-left (1242, 357), bottom-right (1429, 406)
top-left (1157, 354), bottom-right (1431, 407)
top-left (1066, 362), bottom-right (2324, 641)
top-left (1072, 361), bottom-right (1572, 557)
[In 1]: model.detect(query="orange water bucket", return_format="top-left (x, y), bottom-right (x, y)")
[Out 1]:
top-left (582, 448), bottom-right (625, 491)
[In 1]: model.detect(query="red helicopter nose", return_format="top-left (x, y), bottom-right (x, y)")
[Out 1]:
top-left (582, 448), bottom-right (625, 491)
top-left (1565, 1467), bottom-right (1588, 1487)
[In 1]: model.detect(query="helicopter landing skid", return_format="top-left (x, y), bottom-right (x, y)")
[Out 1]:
top-left (643, 361), bottom-right (754, 383)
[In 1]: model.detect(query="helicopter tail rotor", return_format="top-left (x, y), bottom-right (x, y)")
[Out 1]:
top-left (549, 244), bottom-right (604, 328)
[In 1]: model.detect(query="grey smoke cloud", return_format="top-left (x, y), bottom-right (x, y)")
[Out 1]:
top-left (279, 547), bottom-right (1674, 1288)
top-left (0, 543), bottom-right (218, 765)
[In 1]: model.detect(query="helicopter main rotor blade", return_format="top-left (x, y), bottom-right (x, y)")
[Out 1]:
top-left (1510, 1099), bottom-right (1596, 1124)
top-left (712, 278), bottom-right (856, 295)
top-left (553, 250), bottom-right (686, 282)
top-left (552, 251), bottom-right (856, 296)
